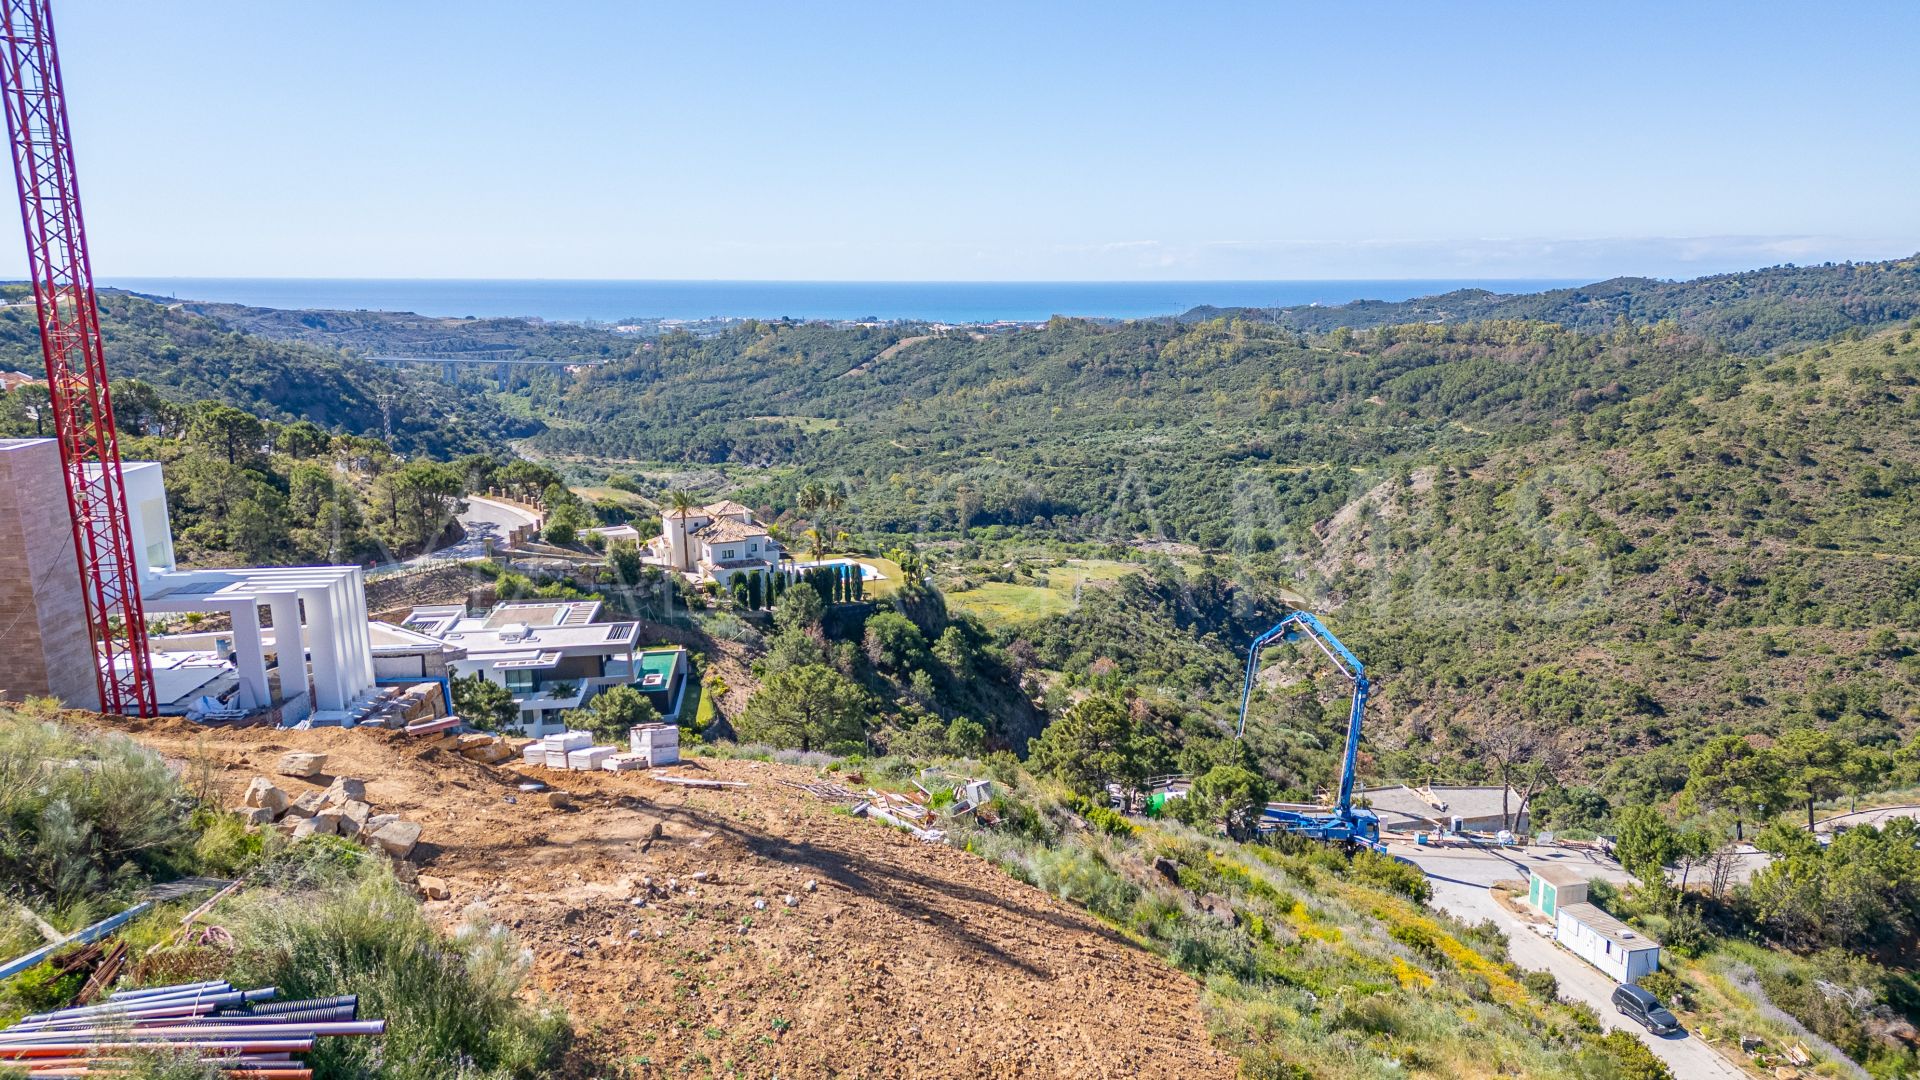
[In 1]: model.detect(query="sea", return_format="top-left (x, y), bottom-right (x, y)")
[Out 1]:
top-left (99, 277), bottom-right (1580, 325)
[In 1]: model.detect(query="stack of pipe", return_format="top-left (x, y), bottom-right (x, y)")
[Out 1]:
top-left (0, 979), bottom-right (383, 1077)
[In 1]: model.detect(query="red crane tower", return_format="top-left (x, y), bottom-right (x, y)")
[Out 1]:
top-left (0, 0), bottom-right (155, 715)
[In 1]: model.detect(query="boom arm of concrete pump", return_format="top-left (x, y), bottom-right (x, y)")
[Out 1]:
top-left (1236, 610), bottom-right (1371, 816)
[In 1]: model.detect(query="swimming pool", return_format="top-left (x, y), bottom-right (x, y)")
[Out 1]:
top-left (791, 558), bottom-right (884, 581)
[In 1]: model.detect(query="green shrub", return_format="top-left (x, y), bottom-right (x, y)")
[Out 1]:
top-left (1634, 968), bottom-right (1685, 1008)
top-left (0, 712), bottom-right (197, 904)
top-left (1582, 1029), bottom-right (1674, 1080)
top-left (0, 960), bottom-right (86, 1025)
top-left (1346, 849), bottom-right (1432, 904)
top-left (188, 806), bottom-right (269, 877)
top-left (219, 857), bottom-right (567, 1080)
top-left (1520, 967), bottom-right (1559, 1001)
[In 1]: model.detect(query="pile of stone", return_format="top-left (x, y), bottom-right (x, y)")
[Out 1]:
top-left (451, 732), bottom-right (516, 765)
top-left (229, 751), bottom-right (424, 862)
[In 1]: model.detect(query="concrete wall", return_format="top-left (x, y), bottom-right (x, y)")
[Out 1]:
top-left (0, 439), bottom-right (101, 709)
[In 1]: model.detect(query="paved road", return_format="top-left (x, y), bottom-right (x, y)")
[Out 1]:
top-left (421, 495), bottom-right (540, 563)
top-left (1815, 803), bottom-right (1920, 832)
top-left (1391, 840), bottom-right (1750, 1080)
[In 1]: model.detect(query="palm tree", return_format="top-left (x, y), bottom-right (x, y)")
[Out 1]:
top-left (796, 481), bottom-right (826, 520)
top-left (802, 527), bottom-right (827, 564)
top-left (664, 489), bottom-right (700, 570)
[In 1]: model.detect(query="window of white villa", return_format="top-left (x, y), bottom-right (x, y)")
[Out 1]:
top-left (723, 548), bottom-right (736, 559)
top-left (748, 542), bottom-right (757, 553)
top-left (504, 669), bottom-right (535, 692)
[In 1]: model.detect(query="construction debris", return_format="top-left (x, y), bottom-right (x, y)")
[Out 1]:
top-left (403, 715), bottom-right (460, 737)
top-left (0, 980), bottom-right (385, 1076)
top-left (651, 774), bottom-right (748, 790)
top-left (775, 779), bottom-right (863, 802)
top-left (239, 778), bottom-right (289, 816)
top-left (0, 903), bottom-right (153, 982)
top-left (275, 752), bottom-right (328, 779)
top-left (367, 819), bottom-right (423, 859)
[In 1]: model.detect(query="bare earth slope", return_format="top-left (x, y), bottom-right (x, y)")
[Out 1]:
top-left (102, 717), bottom-right (1232, 1079)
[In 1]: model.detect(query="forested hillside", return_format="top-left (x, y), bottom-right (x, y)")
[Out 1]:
top-left (0, 287), bottom-right (531, 456)
top-left (505, 281), bottom-right (1920, 815)
top-left (1186, 256), bottom-right (1920, 353)
top-left (176, 299), bottom-right (631, 364)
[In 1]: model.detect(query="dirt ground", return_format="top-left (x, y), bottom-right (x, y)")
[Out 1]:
top-left (99, 717), bottom-right (1234, 1079)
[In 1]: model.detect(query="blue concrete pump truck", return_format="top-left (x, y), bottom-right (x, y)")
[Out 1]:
top-left (1236, 610), bottom-right (1384, 852)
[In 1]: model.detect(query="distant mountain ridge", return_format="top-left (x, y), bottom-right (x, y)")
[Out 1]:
top-left (1182, 255), bottom-right (1920, 353)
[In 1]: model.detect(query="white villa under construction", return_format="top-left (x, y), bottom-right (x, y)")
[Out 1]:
top-left (648, 499), bottom-right (784, 585)
top-left (0, 438), bottom-right (385, 726)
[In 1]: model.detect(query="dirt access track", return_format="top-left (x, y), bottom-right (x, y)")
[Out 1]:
top-left (99, 717), bottom-right (1233, 1079)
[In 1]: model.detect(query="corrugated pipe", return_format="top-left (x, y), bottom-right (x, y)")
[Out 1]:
top-left (234, 995), bottom-right (358, 1018)
top-left (200, 1006), bottom-right (358, 1024)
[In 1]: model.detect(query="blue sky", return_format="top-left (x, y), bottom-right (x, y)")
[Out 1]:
top-left (40, 1), bottom-right (1920, 281)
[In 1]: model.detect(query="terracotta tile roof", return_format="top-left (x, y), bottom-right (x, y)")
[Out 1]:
top-left (702, 499), bottom-right (753, 518)
top-left (691, 517), bottom-right (768, 544)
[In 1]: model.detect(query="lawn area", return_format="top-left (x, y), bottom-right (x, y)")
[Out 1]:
top-left (571, 485), bottom-right (651, 510)
top-left (946, 558), bottom-right (1137, 627)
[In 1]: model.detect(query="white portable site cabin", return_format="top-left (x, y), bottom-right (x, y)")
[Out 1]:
top-left (1554, 901), bottom-right (1660, 985)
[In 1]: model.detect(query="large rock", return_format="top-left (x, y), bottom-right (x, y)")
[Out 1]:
top-left (309, 810), bottom-right (346, 836)
top-left (368, 819), bottom-right (423, 859)
top-left (455, 733), bottom-right (496, 752)
top-left (417, 875), bottom-right (450, 901)
top-left (339, 800), bottom-right (372, 833)
top-left (275, 752), bottom-right (328, 779)
top-left (464, 741), bottom-right (514, 765)
top-left (232, 805), bottom-right (275, 827)
top-left (324, 777), bottom-right (367, 806)
top-left (241, 777), bottom-right (289, 817)
top-left (282, 791), bottom-right (325, 820)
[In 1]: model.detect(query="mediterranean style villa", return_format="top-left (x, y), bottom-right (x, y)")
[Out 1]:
top-left (647, 500), bottom-right (786, 585)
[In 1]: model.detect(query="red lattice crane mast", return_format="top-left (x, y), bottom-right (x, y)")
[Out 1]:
top-left (0, 0), bottom-right (155, 715)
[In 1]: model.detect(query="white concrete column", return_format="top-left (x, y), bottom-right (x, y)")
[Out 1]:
top-left (228, 602), bottom-right (270, 710)
top-left (346, 571), bottom-right (376, 691)
top-left (301, 586), bottom-right (346, 711)
top-left (266, 591), bottom-right (304, 708)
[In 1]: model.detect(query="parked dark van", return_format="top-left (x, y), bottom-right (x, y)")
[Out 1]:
top-left (1611, 983), bottom-right (1679, 1035)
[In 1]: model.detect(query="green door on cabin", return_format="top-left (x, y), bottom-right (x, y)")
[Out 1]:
top-left (1529, 876), bottom-right (1560, 917)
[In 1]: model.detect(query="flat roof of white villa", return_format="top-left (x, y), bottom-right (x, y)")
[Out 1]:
top-left (482, 600), bottom-right (600, 628)
top-left (401, 601), bottom-right (636, 653)
top-left (368, 620), bottom-right (462, 654)
top-left (140, 566), bottom-right (367, 616)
